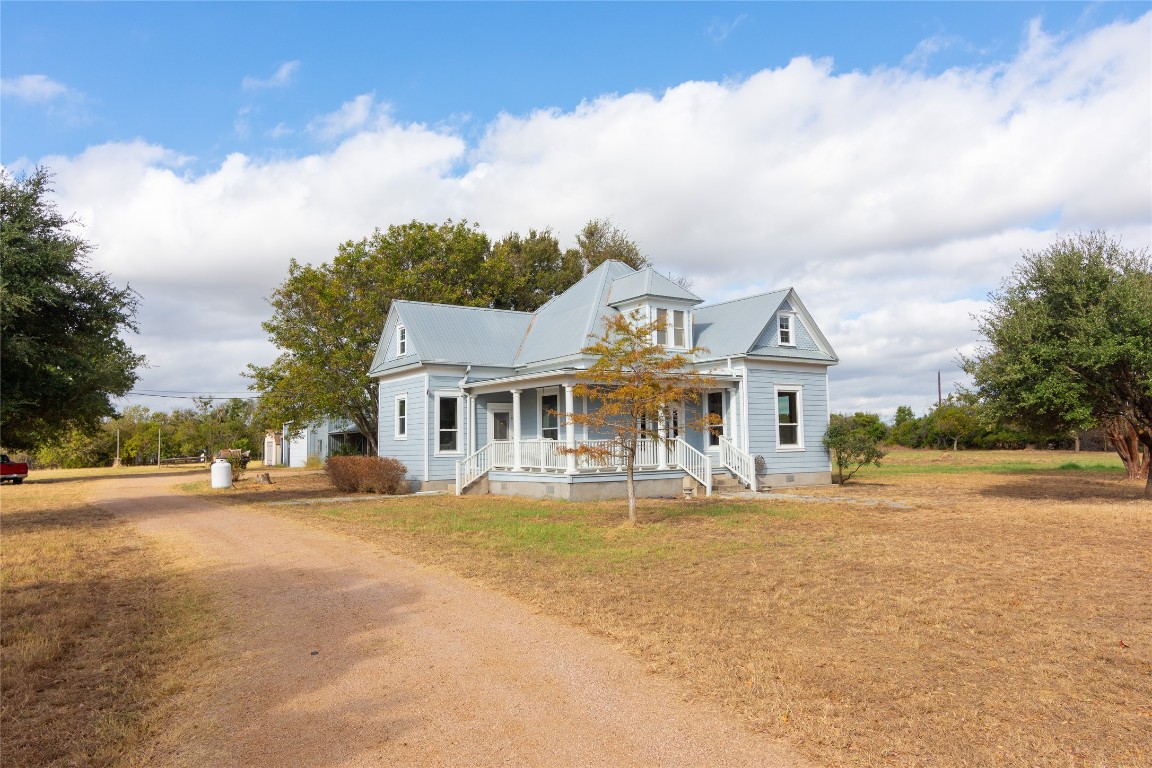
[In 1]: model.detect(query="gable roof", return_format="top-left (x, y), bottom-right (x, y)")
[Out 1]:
top-left (607, 268), bottom-right (702, 306)
top-left (368, 300), bottom-right (533, 374)
top-left (693, 289), bottom-right (838, 362)
top-left (368, 260), bottom-right (837, 378)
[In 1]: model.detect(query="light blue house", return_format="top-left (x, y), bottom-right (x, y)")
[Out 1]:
top-left (368, 260), bottom-right (838, 498)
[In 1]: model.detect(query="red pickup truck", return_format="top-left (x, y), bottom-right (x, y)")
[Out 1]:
top-left (1, 454), bottom-right (29, 484)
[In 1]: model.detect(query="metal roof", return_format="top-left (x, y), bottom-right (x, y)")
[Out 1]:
top-left (692, 290), bottom-right (789, 356)
top-left (391, 300), bottom-right (532, 368)
top-left (607, 268), bottom-right (702, 306)
top-left (514, 260), bottom-right (635, 366)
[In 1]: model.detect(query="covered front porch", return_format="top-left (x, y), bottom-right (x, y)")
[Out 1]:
top-left (455, 376), bottom-right (759, 497)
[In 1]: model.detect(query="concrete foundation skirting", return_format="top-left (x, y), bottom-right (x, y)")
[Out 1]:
top-left (485, 471), bottom-right (686, 501)
top-left (756, 470), bottom-right (833, 489)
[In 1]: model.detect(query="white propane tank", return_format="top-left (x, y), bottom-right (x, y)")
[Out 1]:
top-left (210, 458), bottom-right (233, 489)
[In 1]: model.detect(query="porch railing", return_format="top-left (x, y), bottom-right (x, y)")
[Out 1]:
top-left (457, 437), bottom-right (715, 495)
top-left (457, 443), bottom-right (493, 494)
top-left (719, 436), bottom-right (758, 491)
top-left (675, 438), bottom-right (712, 496)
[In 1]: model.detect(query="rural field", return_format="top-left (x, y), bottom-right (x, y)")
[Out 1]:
top-left (0, 465), bottom-right (218, 767)
top-left (3, 450), bottom-right (1149, 767)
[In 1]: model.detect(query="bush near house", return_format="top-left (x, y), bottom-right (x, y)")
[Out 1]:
top-left (326, 456), bottom-right (409, 494)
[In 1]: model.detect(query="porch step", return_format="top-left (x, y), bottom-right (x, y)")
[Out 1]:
top-left (711, 471), bottom-right (749, 493)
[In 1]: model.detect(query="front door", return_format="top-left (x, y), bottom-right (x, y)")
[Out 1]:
top-left (489, 404), bottom-right (512, 442)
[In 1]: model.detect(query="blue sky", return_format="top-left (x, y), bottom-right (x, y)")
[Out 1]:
top-left (6, 2), bottom-right (1142, 167)
top-left (3, 2), bottom-right (1150, 415)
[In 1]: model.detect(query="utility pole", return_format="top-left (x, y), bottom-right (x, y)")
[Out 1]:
top-left (937, 371), bottom-right (942, 406)
top-left (157, 427), bottom-right (161, 467)
top-left (113, 429), bottom-right (121, 468)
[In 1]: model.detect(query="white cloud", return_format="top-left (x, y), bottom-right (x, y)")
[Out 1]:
top-left (1, 74), bottom-right (73, 102)
top-left (33, 13), bottom-right (1152, 416)
top-left (242, 61), bottom-right (300, 90)
top-left (306, 93), bottom-right (382, 141)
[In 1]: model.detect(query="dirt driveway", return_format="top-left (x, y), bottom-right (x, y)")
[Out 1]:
top-left (92, 473), bottom-right (807, 768)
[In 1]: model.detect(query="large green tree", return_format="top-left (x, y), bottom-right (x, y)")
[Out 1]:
top-left (1, 168), bottom-right (144, 450)
top-left (248, 220), bottom-right (484, 454)
top-left (962, 232), bottom-right (1152, 497)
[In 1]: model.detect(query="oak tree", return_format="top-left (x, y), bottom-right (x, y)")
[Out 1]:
top-left (1, 168), bottom-right (144, 449)
top-left (962, 232), bottom-right (1152, 497)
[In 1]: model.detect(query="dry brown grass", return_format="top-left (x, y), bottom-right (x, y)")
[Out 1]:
top-left (0, 468), bottom-right (217, 768)
top-left (186, 450), bottom-right (1151, 767)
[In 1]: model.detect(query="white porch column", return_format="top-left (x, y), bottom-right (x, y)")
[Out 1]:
top-left (564, 384), bottom-right (577, 474)
top-left (657, 409), bottom-right (669, 470)
top-left (511, 389), bottom-right (522, 471)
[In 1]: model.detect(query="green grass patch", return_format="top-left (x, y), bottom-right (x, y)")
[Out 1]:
top-left (277, 494), bottom-right (793, 569)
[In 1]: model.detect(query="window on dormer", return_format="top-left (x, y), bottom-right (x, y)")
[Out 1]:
top-left (672, 310), bottom-right (686, 347)
top-left (397, 325), bottom-right (407, 356)
top-left (778, 315), bottom-right (793, 346)
top-left (655, 308), bottom-right (668, 345)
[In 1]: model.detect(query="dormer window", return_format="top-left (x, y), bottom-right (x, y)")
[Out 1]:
top-left (778, 314), bottom-right (794, 346)
top-left (396, 325), bottom-right (407, 356)
top-left (654, 308), bottom-right (689, 348)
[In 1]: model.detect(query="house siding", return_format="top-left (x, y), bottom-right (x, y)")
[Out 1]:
top-left (745, 365), bottom-right (830, 475)
top-left (377, 373), bottom-right (425, 480)
top-left (427, 374), bottom-right (467, 481)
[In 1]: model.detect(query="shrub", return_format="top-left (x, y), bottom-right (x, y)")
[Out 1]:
top-left (326, 455), bottom-right (410, 494)
top-left (823, 412), bottom-right (887, 484)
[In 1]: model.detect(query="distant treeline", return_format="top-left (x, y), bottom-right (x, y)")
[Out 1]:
top-left (22, 399), bottom-right (265, 468)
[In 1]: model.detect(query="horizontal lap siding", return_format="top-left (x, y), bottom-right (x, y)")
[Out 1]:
top-left (377, 374), bottom-right (424, 479)
top-left (746, 367), bottom-right (830, 474)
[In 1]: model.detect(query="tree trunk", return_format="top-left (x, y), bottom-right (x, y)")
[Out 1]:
top-left (625, 461), bottom-right (636, 523)
top-left (1103, 418), bottom-right (1149, 482)
top-left (952, 437), bottom-right (958, 451)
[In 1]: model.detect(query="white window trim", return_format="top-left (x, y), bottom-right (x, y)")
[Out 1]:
top-left (774, 385), bottom-right (804, 452)
top-left (650, 306), bottom-right (693, 350)
top-left (396, 324), bottom-right (407, 356)
top-left (394, 393), bottom-right (408, 440)
top-left (488, 403), bottom-right (512, 443)
top-left (538, 386), bottom-right (560, 440)
top-left (778, 313), bottom-right (796, 347)
top-left (434, 391), bottom-right (463, 455)
top-left (704, 389), bottom-right (726, 449)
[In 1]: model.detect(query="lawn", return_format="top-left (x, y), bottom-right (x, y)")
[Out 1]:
top-left (0, 466), bottom-right (217, 768)
top-left (194, 449), bottom-right (1151, 767)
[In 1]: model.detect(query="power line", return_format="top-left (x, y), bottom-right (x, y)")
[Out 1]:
top-left (124, 391), bottom-right (260, 401)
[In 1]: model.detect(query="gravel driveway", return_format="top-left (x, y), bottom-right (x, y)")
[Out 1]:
top-left (94, 474), bottom-right (808, 767)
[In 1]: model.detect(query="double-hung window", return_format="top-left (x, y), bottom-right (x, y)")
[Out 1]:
top-left (438, 396), bottom-right (459, 452)
top-left (397, 325), bottom-right (407, 356)
top-left (654, 308), bottom-right (688, 348)
top-left (394, 394), bottom-right (407, 439)
top-left (672, 310), bottom-right (686, 347)
top-left (778, 315), bottom-right (793, 346)
top-left (776, 388), bottom-right (802, 449)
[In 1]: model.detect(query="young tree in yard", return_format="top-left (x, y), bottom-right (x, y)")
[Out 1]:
top-left (1, 168), bottom-right (144, 449)
top-left (961, 232), bottom-right (1152, 497)
top-left (822, 412), bottom-right (888, 484)
top-left (565, 311), bottom-right (716, 523)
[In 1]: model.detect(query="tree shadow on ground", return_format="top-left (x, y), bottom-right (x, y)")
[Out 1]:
top-left (979, 472), bottom-right (1146, 502)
